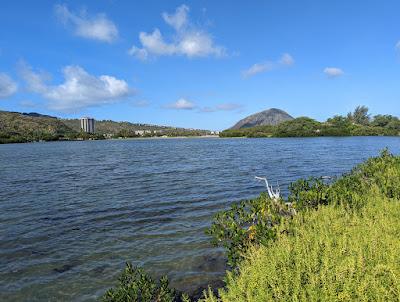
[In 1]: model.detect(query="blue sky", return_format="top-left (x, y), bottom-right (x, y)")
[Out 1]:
top-left (0, 0), bottom-right (399, 130)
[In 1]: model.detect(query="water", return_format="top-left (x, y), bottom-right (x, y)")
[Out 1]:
top-left (1, 137), bottom-right (399, 301)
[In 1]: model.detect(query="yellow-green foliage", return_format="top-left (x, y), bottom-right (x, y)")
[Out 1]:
top-left (207, 150), bottom-right (400, 271)
top-left (203, 187), bottom-right (400, 302)
top-left (203, 151), bottom-right (400, 301)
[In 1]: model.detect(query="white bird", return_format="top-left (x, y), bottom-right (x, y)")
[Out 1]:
top-left (255, 176), bottom-right (280, 200)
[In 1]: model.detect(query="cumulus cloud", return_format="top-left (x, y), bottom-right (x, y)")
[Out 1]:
top-left (242, 53), bottom-right (294, 78)
top-left (165, 98), bottom-right (196, 110)
top-left (0, 73), bottom-right (18, 98)
top-left (55, 4), bottom-right (118, 43)
top-left (18, 62), bottom-right (131, 112)
top-left (396, 41), bottom-right (400, 50)
top-left (162, 4), bottom-right (189, 30)
top-left (129, 5), bottom-right (225, 60)
top-left (127, 46), bottom-right (149, 60)
top-left (324, 67), bottom-right (344, 78)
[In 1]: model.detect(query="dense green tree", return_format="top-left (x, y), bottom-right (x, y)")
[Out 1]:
top-left (326, 115), bottom-right (351, 127)
top-left (348, 105), bottom-right (370, 125)
top-left (220, 106), bottom-right (399, 138)
top-left (103, 263), bottom-right (178, 302)
top-left (273, 117), bottom-right (321, 137)
top-left (372, 114), bottom-right (399, 127)
top-left (387, 119), bottom-right (400, 133)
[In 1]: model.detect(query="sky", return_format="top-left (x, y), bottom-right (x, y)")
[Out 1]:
top-left (0, 0), bottom-right (399, 130)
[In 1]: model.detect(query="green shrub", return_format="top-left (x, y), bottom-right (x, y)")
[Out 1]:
top-left (206, 150), bottom-right (400, 269)
top-left (288, 177), bottom-right (330, 210)
top-left (203, 191), bottom-right (400, 301)
top-left (103, 263), bottom-right (177, 302)
top-left (203, 150), bottom-right (400, 301)
top-left (205, 193), bottom-right (294, 268)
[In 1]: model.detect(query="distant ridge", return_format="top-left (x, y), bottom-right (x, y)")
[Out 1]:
top-left (0, 110), bottom-right (212, 143)
top-left (231, 108), bottom-right (294, 129)
top-left (20, 112), bottom-right (57, 119)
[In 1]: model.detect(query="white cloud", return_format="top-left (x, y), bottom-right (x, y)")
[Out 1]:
top-left (279, 53), bottom-right (295, 66)
top-left (162, 4), bottom-right (189, 31)
top-left (178, 31), bottom-right (224, 57)
top-left (128, 45), bottom-right (148, 60)
top-left (199, 103), bottom-right (243, 113)
top-left (324, 67), bottom-right (344, 78)
top-left (19, 62), bottom-right (131, 112)
top-left (129, 5), bottom-right (225, 60)
top-left (55, 4), bottom-right (118, 43)
top-left (242, 53), bottom-right (294, 78)
top-left (165, 98), bottom-right (196, 110)
top-left (136, 29), bottom-right (176, 57)
top-left (0, 73), bottom-right (17, 98)
top-left (396, 41), bottom-right (400, 50)
top-left (242, 62), bottom-right (274, 78)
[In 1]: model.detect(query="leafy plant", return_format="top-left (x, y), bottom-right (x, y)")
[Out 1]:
top-left (206, 193), bottom-right (295, 268)
top-left (203, 190), bottom-right (400, 302)
top-left (103, 263), bottom-right (177, 302)
top-left (202, 150), bottom-right (400, 302)
top-left (206, 149), bottom-right (400, 269)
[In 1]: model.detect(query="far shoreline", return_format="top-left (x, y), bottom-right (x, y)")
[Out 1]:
top-left (2, 135), bottom-right (400, 145)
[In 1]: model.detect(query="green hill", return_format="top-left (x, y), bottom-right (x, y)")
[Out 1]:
top-left (0, 110), bottom-right (213, 143)
top-left (0, 110), bottom-right (77, 143)
top-left (61, 119), bottom-right (210, 137)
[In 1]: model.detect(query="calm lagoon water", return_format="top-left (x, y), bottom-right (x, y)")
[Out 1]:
top-left (1, 137), bottom-right (399, 301)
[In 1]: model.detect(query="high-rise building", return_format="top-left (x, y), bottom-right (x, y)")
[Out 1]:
top-left (80, 117), bottom-right (95, 133)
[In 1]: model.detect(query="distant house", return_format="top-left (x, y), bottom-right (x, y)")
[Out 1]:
top-left (134, 130), bottom-right (145, 136)
top-left (80, 117), bottom-right (95, 133)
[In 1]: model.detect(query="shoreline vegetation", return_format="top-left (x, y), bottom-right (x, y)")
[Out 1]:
top-left (2, 106), bottom-right (400, 144)
top-left (220, 106), bottom-right (400, 138)
top-left (103, 149), bottom-right (400, 301)
top-left (0, 110), bottom-right (216, 144)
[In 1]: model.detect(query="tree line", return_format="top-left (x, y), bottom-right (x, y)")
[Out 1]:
top-left (220, 106), bottom-right (400, 138)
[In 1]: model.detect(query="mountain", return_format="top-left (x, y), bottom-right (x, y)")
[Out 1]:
top-left (230, 108), bottom-right (294, 129)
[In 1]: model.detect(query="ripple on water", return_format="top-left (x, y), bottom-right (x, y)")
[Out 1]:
top-left (1, 137), bottom-right (399, 301)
